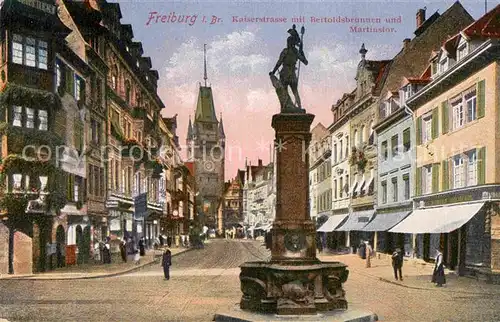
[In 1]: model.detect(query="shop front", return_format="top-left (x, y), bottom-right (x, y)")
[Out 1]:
top-left (335, 209), bottom-right (375, 252)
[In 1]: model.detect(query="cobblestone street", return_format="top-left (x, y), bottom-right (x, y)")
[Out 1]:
top-left (0, 240), bottom-right (499, 321)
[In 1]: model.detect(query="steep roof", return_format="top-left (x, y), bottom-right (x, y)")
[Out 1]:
top-left (218, 114), bottom-right (225, 138)
top-left (378, 1), bottom-right (474, 96)
top-left (463, 3), bottom-right (500, 38)
top-left (187, 117), bottom-right (193, 140)
top-left (195, 86), bottom-right (218, 123)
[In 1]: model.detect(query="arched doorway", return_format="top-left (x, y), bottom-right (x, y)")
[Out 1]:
top-left (76, 225), bottom-right (83, 264)
top-left (55, 225), bottom-right (65, 268)
top-left (82, 226), bottom-right (91, 264)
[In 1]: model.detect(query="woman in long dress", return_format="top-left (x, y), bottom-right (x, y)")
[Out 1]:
top-left (432, 247), bottom-right (446, 287)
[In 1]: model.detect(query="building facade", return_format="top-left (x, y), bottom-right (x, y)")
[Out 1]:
top-left (309, 123), bottom-right (330, 224)
top-left (391, 5), bottom-right (500, 277)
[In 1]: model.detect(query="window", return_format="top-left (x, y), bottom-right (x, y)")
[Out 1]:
top-left (466, 89), bottom-right (477, 122)
top-left (381, 181), bottom-right (387, 204)
top-left (423, 115), bottom-right (432, 144)
top-left (38, 110), bottom-right (48, 130)
top-left (439, 56), bottom-right (448, 74)
top-left (423, 165), bottom-right (432, 194)
top-left (403, 128), bottom-right (410, 152)
top-left (12, 106), bottom-right (22, 127)
top-left (452, 98), bottom-right (464, 130)
top-left (75, 76), bottom-right (82, 101)
top-left (74, 180), bottom-right (79, 202)
top-left (345, 136), bottom-right (349, 156)
top-left (457, 42), bottom-right (468, 61)
top-left (90, 119), bottom-right (101, 145)
top-left (381, 141), bottom-right (388, 161)
top-left (453, 155), bottom-right (465, 189)
top-left (56, 61), bottom-right (62, 88)
top-left (339, 177), bottom-right (343, 198)
top-left (353, 130), bottom-right (358, 147)
top-left (11, 34), bottom-right (47, 70)
top-left (392, 177), bottom-right (398, 202)
top-left (26, 108), bottom-right (34, 128)
top-left (403, 174), bottom-right (410, 200)
top-left (12, 106), bottom-right (47, 130)
top-left (360, 125), bottom-right (365, 145)
top-left (111, 66), bottom-right (118, 90)
top-left (125, 80), bottom-right (131, 103)
top-left (391, 135), bottom-right (399, 157)
top-left (345, 175), bottom-right (349, 196)
top-left (339, 140), bottom-right (343, 160)
top-left (333, 144), bottom-right (337, 163)
top-left (467, 150), bottom-right (477, 186)
top-left (334, 180), bottom-right (337, 199)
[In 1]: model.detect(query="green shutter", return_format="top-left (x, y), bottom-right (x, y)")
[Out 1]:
top-left (477, 147), bottom-right (486, 185)
top-left (415, 167), bottom-right (422, 196)
top-left (441, 159), bottom-right (449, 191)
top-left (477, 80), bottom-right (485, 119)
top-left (432, 163), bottom-right (440, 193)
top-left (432, 108), bottom-right (439, 139)
top-left (441, 101), bottom-right (449, 134)
top-left (416, 116), bottom-right (422, 145)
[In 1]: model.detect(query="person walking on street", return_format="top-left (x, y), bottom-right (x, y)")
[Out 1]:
top-left (103, 238), bottom-right (111, 264)
top-left (432, 247), bottom-right (446, 287)
top-left (120, 239), bottom-right (127, 262)
top-left (392, 247), bottom-right (403, 281)
top-left (161, 248), bottom-right (172, 280)
top-left (365, 241), bottom-right (374, 268)
top-left (139, 237), bottom-right (146, 256)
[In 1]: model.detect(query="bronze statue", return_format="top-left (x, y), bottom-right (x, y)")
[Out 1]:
top-left (269, 25), bottom-right (308, 111)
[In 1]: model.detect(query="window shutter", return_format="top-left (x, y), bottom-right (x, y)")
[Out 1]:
top-left (416, 116), bottom-right (422, 145)
top-left (441, 159), bottom-right (449, 191)
top-left (477, 80), bottom-right (485, 119)
top-left (432, 108), bottom-right (439, 139)
top-left (432, 163), bottom-right (440, 193)
top-left (441, 101), bottom-right (449, 134)
top-left (477, 147), bottom-right (486, 185)
top-left (415, 167), bottom-right (422, 196)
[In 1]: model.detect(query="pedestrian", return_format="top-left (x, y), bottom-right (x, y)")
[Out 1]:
top-left (432, 247), bottom-right (446, 287)
top-left (357, 240), bottom-right (366, 259)
top-left (103, 238), bottom-right (111, 264)
top-left (167, 235), bottom-right (172, 248)
top-left (392, 247), bottom-right (403, 281)
top-left (365, 241), bottom-right (374, 268)
top-left (316, 234), bottom-right (323, 254)
top-left (56, 242), bottom-right (65, 268)
top-left (94, 241), bottom-right (101, 263)
top-left (120, 239), bottom-right (127, 262)
top-left (139, 237), bottom-right (146, 256)
top-left (159, 234), bottom-right (164, 246)
top-left (161, 248), bottom-right (172, 280)
top-left (126, 237), bottom-right (136, 262)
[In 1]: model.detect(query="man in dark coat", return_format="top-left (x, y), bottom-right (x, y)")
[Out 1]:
top-left (392, 247), bottom-right (404, 281)
top-left (161, 248), bottom-right (172, 280)
top-left (139, 237), bottom-right (146, 256)
top-left (120, 239), bottom-right (127, 262)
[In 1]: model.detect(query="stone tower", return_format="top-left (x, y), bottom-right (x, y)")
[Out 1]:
top-left (186, 45), bottom-right (225, 228)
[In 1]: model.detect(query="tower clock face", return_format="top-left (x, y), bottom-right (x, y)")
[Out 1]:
top-left (204, 160), bottom-right (215, 171)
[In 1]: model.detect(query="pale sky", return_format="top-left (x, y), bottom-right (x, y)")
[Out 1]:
top-left (115, 0), bottom-right (486, 180)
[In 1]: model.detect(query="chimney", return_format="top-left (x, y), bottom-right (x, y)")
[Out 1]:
top-left (403, 38), bottom-right (411, 49)
top-left (416, 8), bottom-right (426, 28)
top-left (258, 159), bottom-right (263, 167)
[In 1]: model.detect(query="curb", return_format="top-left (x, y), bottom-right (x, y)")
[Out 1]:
top-left (0, 247), bottom-right (194, 281)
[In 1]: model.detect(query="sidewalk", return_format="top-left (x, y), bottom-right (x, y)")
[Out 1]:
top-left (318, 253), bottom-right (500, 296)
top-left (0, 247), bottom-right (192, 280)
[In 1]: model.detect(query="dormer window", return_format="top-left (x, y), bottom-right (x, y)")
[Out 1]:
top-left (438, 56), bottom-right (448, 74)
top-left (457, 40), bottom-right (468, 61)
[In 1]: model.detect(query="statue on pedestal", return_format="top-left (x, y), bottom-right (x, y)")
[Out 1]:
top-left (269, 25), bottom-right (308, 112)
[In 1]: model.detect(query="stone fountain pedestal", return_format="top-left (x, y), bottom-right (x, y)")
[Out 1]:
top-left (214, 112), bottom-right (377, 321)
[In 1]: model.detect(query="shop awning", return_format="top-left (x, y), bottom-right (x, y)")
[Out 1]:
top-left (317, 214), bottom-right (349, 232)
top-left (389, 202), bottom-right (485, 234)
top-left (335, 210), bottom-right (375, 231)
top-left (361, 211), bottom-right (411, 232)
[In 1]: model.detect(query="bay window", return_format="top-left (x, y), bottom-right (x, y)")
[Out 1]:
top-left (11, 106), bottom-right (47, 130)
top-left (12, 105), bottom-right (22, 127)
top-left (38, 110), bottom-right (48, 130)
top-left (11, 34), bottom-right (48, 70)
top-left (26, 108), bottom-right (35, 128)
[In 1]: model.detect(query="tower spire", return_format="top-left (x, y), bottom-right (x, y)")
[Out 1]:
top-left (204, 44), bottom-right (208, 87)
